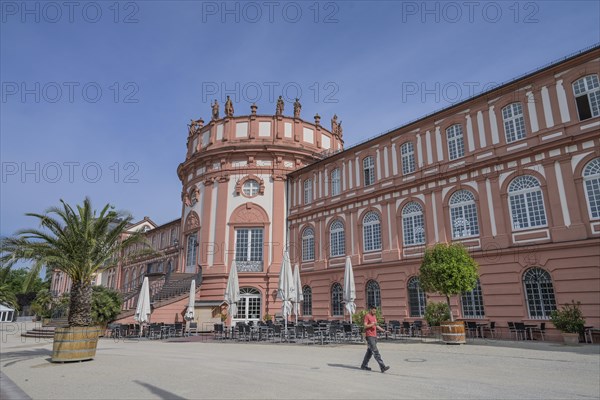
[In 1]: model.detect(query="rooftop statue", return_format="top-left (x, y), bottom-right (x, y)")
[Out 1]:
top-left (276, 95), bottom-right (284, 116)
top-left (211, 99), bottom-right (219, 120)
top-left (225, 95), bottom-right (234, 117)
top-left (293, 98), bottom-right (301, 118)
top-left (331, 114), bottom-right (339, 135)
top-left (188, 118), bottom-right (204, 136)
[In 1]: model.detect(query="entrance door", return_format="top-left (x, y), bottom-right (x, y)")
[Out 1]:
top-left (233, 288), bottom-right (261, 324)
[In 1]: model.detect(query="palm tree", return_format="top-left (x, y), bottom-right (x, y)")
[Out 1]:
top-left (0, 265), bottom-right (19, 310)
top-left (1, 198), bottom-right (149, 326)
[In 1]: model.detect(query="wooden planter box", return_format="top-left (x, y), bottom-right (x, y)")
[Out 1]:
top-left (51, 326), bottom-right (102, 363)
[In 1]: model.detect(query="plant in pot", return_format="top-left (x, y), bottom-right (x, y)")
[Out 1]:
top-left (419, 243), bottom-right (479, 344)
top-left (91, 286), bottom-right (123, 336)
top-left (424, 301), bottom-right (451, 338)
top-left (0, 198), bottom-right (149, 362)
top-left (550, 300), bottom-right (586, 345)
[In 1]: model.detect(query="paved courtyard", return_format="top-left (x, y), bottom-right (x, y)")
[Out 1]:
top-left (1, 323), bottom-right (599, 400)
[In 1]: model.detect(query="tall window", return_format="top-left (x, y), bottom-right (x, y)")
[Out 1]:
top-left (304, 179), bottom-right (312, 204)
top-left (573, 74), bottom-right (600, 121)
top-left (449, 190), bottom-right (480, 238)
top-left (235, 228), bottom-right (264, 272)
top-left (302, 286), bottom-right (312, 316)
top-left (401, 142), bottom-right (416, 175)
top-left (408, 277), bottom-right (426, 317)
top-left (523, 268), bottom-right (556, 319)
top-left (331, 283), bottom-right (343, 316)
top-left (331, 168), bottom-right (341, 196)
top-left (185, 233), bottom-right (198, 271)
top-left (329, 219), bottom-right (345, 258)
top-left (583, 158), bottom-right (600, 220)
top-left (508, 176), bottom-right (547, 230)
top-left (502, 103), bottom-right (526, 143)
top-left (302, 227), bottom-right (315, 261)
top-left (402, 202), bottom-right (425, 246)
top-left (461, 279), bottom-right (485, 318)
top-left (366, 280), bottom-right (381, 308)
top-left (234, 287), bottom-right (262, 322)
top-left (363, 156), bottom-right (375, 186)
top-left (446, 124), bottom-right (465, 160)
top-left (362, 211), bottom-right (382, 252)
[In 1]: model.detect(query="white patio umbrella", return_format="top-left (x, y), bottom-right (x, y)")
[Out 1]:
top-left (277, 250), bottom-right (296, 333)
top-left (224, 261), bottom-right (240, 318)
top-left (184, 279), bottom-right (196, 321)
top-left (343, 256), bottom-right (356, 324)
top-left (134, 277), bottom-right (152, 335)
top-left (292, 264), bottom-right (304, 324)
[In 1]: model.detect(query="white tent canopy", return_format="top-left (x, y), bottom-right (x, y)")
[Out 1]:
top-left (0, 303), bottom-right (15, 322)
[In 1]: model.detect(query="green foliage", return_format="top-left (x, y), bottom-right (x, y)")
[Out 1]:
top-left (352, 308), bottom-right (384, 331)
top-left (263, 313), bottom-right (272, 322)
top-left (30, 288), bottom-right (54, 318)
top-left (91, 286), bottom-right (123, 324)
top-left (550, 300), bottom-right (586, 334)
top-left (0, 283), bottom-right (19, 310)
top-left (0, 198), bottom-right (151, 326)
top-left (419, 243), bottom-right (479, 296)
top-left (424, 301), bottom-right (451, 326)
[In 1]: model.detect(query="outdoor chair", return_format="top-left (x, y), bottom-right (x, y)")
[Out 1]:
top-left (483, 321), bottom-right (496, 338)
top-left (388, 321), bottom-right (401, 339)
top-left (214, 323), bottom-right (225, 340)
top-left (412, 320), bottom-right (424, 337)
top-left (187, 322), bottom-right (198, 336)
top-left (514, 322), bottom-right (527, 340)
top-left (173, 323), bottom-right (184, 337)
top-left (402, 321), bottom-right (412, 336)
top-left (148, 324), bottom-right (162, 340)
top-left (271, 325), bottom-right (283, 342)
top-left (531, 323), bottom-right (546, 341)
top-left (466, 321), bottom-right (479, 338)
top-left (507, 322), bottom-right (520, 340)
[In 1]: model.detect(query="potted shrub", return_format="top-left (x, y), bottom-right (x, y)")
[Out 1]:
top-left (91, 286), bottom-right (123, 336)
top-left (550, 301), bottom-right (586, 345)
top-left (1, 198), bottom-right (148, 362)
top-left (424, 301), bottom-right (451, 337)
top-left (419, 243), bottom-right (479, 344)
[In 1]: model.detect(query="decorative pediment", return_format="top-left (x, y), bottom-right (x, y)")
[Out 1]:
top-left (185, 211), bottom-right (200, 232)
top-left (230, 203), bottom-right (269, 224)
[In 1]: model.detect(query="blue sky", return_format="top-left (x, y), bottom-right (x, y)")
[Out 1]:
top-left (1, 1), bottom-right (599, 240)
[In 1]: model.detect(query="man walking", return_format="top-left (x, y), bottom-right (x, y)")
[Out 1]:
top-left (361, 305), bottom-right (390, 373)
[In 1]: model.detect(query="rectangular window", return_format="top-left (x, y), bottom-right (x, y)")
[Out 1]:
top-left (186, 233), bottom-right (197, 269)
top-left (235, 228), bottom-right (264, 272)
top-left (331, 169), bottom-right (340, 196)
top-left (363, 157), bottom-right (375, 186)
top-left (304, 179), bottom-right (312, 204)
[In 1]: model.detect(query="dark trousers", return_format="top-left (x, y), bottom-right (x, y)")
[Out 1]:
top-left (362, 336), bottom-right (385, 369)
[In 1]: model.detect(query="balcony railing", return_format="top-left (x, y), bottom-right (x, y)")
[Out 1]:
top-left (236, 261), bottom-right (263, 272)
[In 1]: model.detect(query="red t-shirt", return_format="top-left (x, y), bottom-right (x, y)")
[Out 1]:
top-left (364, 313), bottom-right (377, 337)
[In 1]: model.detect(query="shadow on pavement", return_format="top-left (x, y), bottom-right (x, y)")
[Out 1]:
top-left (134, 380), bottom-right (187, 400)
top-left (327, 363), bottom-right (362, 371)
top-left (1, 348), bottom-right (53, 367)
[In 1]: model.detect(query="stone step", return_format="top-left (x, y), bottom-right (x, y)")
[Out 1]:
top-left (21, 327), bottom-right (57, 338)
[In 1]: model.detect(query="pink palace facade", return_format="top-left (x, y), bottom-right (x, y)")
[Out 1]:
top-left (52, 45), bottom-right (600, 336)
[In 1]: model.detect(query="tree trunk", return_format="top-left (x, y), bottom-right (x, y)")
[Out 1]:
top-left (445, 295), bottom-right (453, 322)
top-left (68, 280), bottom-right (93, 326)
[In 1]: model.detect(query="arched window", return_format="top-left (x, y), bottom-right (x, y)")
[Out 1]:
top-left (362, 211), bottom-right (382, 252)
top-left (235, 287), bottom-right (262, 322)
top-left (408, 277), bottom-right (426, 317)
top-left (449, 190), bottom-right (480, 238)
top-left (331, 283), bottom-right (343, 316)
top-left (302, 285), bottom-right (312, 316)
top-left (583, 157), bottom-right (600, 220)
top-left (502, 102), bottom-right (526, 143)
top-left (446, 124), bottom-right (465, 160)
top-left (508, 176), bottom-right (547, 230)
top-left (304, 179), bottom-right (312, 204)
top-left (402, 202), bottom-right (425, 246)
top-left (461, 279), bottom-right (485, 318)
top-left (331, 168), bottom-right (341, 196)
top-left (363, 156), bottom-right (375, 186)
top-left (302, 227), bottom-right (315, 261)
top-left (329, 219), bottom-right (345, 258)
top-left (366, 280), bottom-right (381, 308)
top-left (401, 142), bottom-right (416, 175)
top-left (573, 74), bottom-right (600, 121)
top-left (523, 268), bottom-right (556, 319)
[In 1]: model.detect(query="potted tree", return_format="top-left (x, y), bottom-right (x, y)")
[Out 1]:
top-left (550, 301), bottom-right (586, 345)
top-left (424, 301), bottom-right (451, 338)
top-left (1, 198), bottom-right (148, 362)
top-left (91, 286), bottom-right (123, 337)
top-left (419, 243), bottom-right (479, 344)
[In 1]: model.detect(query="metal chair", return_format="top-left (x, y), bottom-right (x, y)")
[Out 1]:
top-left (187, 322), bottom-right (198, 336)
top-left (466, 321), bottom-right (479, 338)
top-left (530, 323), bottom-right (546, 341)
top-left (514, 322), bottom-right (527, 340)
top-left (483, 321), bottom-right (496, 338)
